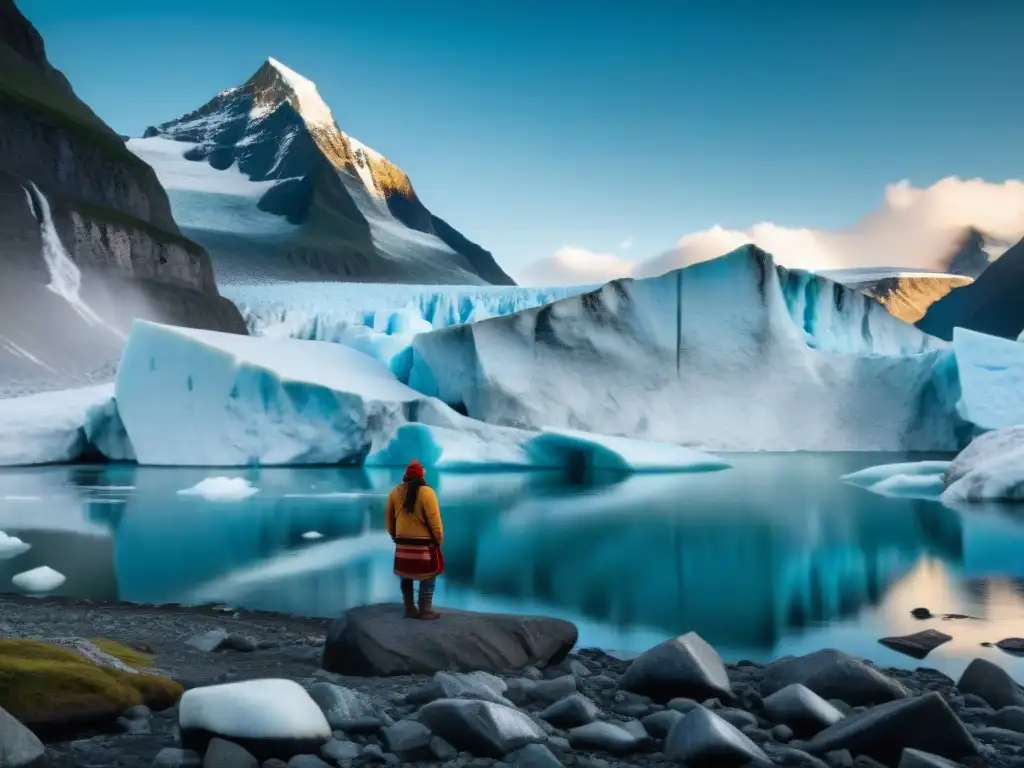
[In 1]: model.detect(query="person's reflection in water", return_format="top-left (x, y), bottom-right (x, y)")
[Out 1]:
top-left (385, 460), bottom-right (445, 620)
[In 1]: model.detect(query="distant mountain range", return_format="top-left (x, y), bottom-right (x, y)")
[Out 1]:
top-left (129, 58), bottom-right (514, 286)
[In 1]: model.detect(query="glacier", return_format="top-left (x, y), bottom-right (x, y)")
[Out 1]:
top-left (951, 327), bottom-right (1024, 432)
top-left (943, 426), bottom-right (1024, 503)
top-left (408, 246), bottom-right (960, 451)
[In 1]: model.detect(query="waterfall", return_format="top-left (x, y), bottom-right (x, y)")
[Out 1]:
top-left (22, 182), bottom-right (125, 340)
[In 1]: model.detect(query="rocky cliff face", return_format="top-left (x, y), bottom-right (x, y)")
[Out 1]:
top-left (854, 274), bottom-right (973, 324)
top-left (0, 0), bottom-right (245, 396)
top-left (132, 58), bottom-right (514, 286)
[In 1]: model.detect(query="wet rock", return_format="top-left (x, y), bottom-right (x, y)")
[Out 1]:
top-left (117, 713), bottom-right (152, 734)
top-left (619, 719), bottom-right (655, 750)
top-left (589, 674), bottom-right (616, 689)
top-left (957, 658), bottom-right (1024, 710)
top-left (504, 743), bottom-right (563, 768)
top-left (0, 706), bottom-right (45, 768)
top-left (825, 749), bottom-right (854, 767)
top-left (359, 744), bottom-right (398, 765)
top-left (762, 743), bottom-right (830, 768)
top-left (307, 682), bottom-right (380, 731)
top-left (567, 721), bottom-right (638, 755)
top-left (995, 638), bottom-right (1024, 655)
top-left (568, 659), bottom-right (591, 678)
top-left (284, 757), bottom-right (331, 768)
top-left (897, 748), bottom-right (963, 768)
top-left (991, 705), bottom-right (1024, 733)
top-left (807, 691), bottom-right (978, 763)
top-left (407, 671), bottom-right (511, 706)
top-left (878, 630), bottom-right (953, 660)
top-left (667, 696), bottom-right (700, 713)
top-left (186, 629), bottom-right (230, 653)
top-left (429, 736), bottom-right (457, 760)
top-left (532, 675), bottom-right (578, 704)
top-left (537, 693), bottom-right (599, 728)
top-left (641, 709), bottom-right (685, 738)
top-left (619, 632), bottom-right (733, 704)
top-left (911, 608), bottom-right (935, 620)
top-left (203, 738), bottom-right (258, 768)
top-left (323, 604), bottom-right (577, 675)
top-left (718, 708), bottom-right (758, 730)
top-left (152, 747), bottom-right (202, 768)
top-left (971, 726), bottom-right (1024, 745)
top-left (763, 683), bottom-right (845, 736)
top-left (319, 739), bottom-right (360, 762)
top-left (760, 649), bottom-right (908, 706)
top-left (417, 698), bottom-right (544, 757)
top-left (664, 706), bottom-right (770, 766)
top-left (772, 724), bottom-right (795, 743)
top-left (381, 719), bottom-right (432, 756)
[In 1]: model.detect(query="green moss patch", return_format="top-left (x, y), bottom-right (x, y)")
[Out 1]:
top-left (0, 639), bottom-right (182, 731)
top-left (87, 638), bottom-right (155, 669)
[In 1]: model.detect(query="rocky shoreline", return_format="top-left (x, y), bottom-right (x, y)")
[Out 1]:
top-left (0, 596), bottom-right (1022, 767)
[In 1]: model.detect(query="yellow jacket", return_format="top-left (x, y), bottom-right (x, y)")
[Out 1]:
top-left (386, 483), bottom-right (444, 546)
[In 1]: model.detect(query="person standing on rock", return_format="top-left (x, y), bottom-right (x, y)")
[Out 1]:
top-left (385, 459), bottom-right (445, 620)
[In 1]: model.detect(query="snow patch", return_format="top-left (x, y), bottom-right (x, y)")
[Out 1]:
top-left (177, 477), bottom-right (259, 502)
top-left (0, 531), bottom-right (30, 560)
top-left (266, 57), bottom-right (336, 130)
top-left (178, 678), bottom-right (331, 741)
top-left (12, 565), bottom-right (66, 593)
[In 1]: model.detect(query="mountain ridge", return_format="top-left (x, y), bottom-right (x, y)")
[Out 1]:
top-left (135, 57), bottom-right (514, 286)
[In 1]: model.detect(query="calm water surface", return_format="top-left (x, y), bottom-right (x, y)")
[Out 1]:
top-left (2, 453), bottom-right (1024, 679)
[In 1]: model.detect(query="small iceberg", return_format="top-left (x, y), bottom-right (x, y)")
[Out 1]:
top-left (0, 531), bottom-right (31, 560)
top-left (301, 531), bottom-right (324, 540)
top-left (943, 426), bottom-right (1024, 503)
top-left (841, 461), bottom-right (950, 500)
top-left (525, 428), bottom-right (731, 473)
top-left (12, 565), bottom-right (66, 593)
top-left (178, 477), bottom-right (259, 502)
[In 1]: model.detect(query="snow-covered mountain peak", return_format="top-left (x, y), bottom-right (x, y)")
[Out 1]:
top-left (245, 57), bottom-right (336, 130)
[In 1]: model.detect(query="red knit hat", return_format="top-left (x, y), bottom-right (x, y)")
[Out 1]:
top-left (403, 460), bottom-right (425, 481)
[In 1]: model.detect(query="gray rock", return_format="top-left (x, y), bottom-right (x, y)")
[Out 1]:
top-left (153, 748), bottom-right (202, 768)
top-left (203, 738), bottom-right (258, 768)
top-left (568, 659), bottom-right (591, 678)
top-left (897, 748), bottom-right (963, 768)
top-left (504, 678), bottom-right (536, 704)
top-left (717, 708), bottom-right (758, 730)
top-left (567, 721), bottom-right (638, 755)
top-left (619, 632), bottom-right (733, 704)
top-left (381, 719), bottom-right (432, 755)
top-left (996, 638), bottom-right (1024, 655)
top-left (429, 736), bottom-right (457, 760)
top-left (618, 719), bottom-right (655, 750)
top-left (522, 666), bottom-right (544, 680)
top-left (319, 739), bottom-right (361, 762)
top-left (772, 724), bottom-right (794, 743)
top-left (878, 630), bottom-right (953, 660)
top-left (359, 744), bottom-right (398, 765)
top-left (763, 683), bottom-right (846, 736)
top-left (261, 762), bottom-right (286, 768)
top-left (323, 604), bottom-right (577, 675)
top-left (972, 726), bottom-right (1024, 745)
top-left (762, 743), bottom-right (830, 768)
top-left (124, 705), bottom-right (152, 719)
top-left (407, 670), bottom-right (511, 706)
top-left (118, 714), bottom-right (152, 734)
top-left (957, 658), bottom-right (1024, 710)
top-left (340, 715), bottom-right (386, 734)
top-left (546, 735), bottom-right (570, 751)
top-left (667, 697), bottom-right (700, 713)
top-left (285, 757), bottom-right (330, 768)
top-left (418, 698), bottom-right (545, 757)
top-left (589, 674), bottom-right (616, 689)
top-left (531, 675), bottom-right (578, 704)
top-left (221, 635), bottom-right (259, 653)
top-left (664, 706), bottom-right (770, 766)
top-left (641, 709), bottom-right (685, 738)
top-left (991, 705), bottom-right (1024, 733)
top-left (538, 693), bottom-right (598, 728)
top-left (503, 743), bottom-right (562, 768)
top-left (825, 749), bottom-right (854, 768)
top-left (187, 629), bottom-right (229, 653)
top-left (808, 691), bottom-right (978, 763)
top-left (307, 682), bottom-right (379, 730)
top-left (760, 650), bottom-right (908, 706)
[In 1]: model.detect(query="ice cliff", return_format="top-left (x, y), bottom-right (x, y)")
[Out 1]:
top-left (408, 246), bottom-right (959, 451)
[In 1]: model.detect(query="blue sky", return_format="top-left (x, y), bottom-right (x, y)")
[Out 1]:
top-left (19, 0), bottom-right (1024, 278)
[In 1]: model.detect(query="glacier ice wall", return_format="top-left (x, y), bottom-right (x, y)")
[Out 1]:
top-left (408, 246), bottom-right (961, 451)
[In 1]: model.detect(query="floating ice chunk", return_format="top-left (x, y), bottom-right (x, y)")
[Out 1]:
top-left (943, 427), bottom-right (1024, 503)
top-left (178, 477), bottom-right (259, 501)
top-left (301, 531), bottom-right (324, 540)
top-left (841, 461), bottom-right (950, 500)
top-left (0, 531), bottom-right (30, 560)
top-left (0, 384), bottom-right (131, 466)
top-left (525, 428), bottom-right (731, 473)
top-left (178, 678), bottom-right (331, 741)
top-left (953, 327), bottom-right (1024, 432)
top-left (116, 320), bottom-right (426, 466)
top-left (365, 422), bottom-right (534, 470)
top-left (12, 565), bottom-right (66, 592)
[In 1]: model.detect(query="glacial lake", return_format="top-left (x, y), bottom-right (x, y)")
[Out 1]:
top-left (2, 453), bottom-right (1024, 680)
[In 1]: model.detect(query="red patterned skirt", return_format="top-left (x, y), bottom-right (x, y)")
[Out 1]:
top-left (393, 537), bottom-right (445, 579)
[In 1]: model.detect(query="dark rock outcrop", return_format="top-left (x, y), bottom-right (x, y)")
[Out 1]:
top-left (322, 603), bottom-right (576, 676)
top-left (664, 706), bottom-right (770, 766)
top-left (878, 629), bottom-right (953, 660)
top-left (417, 698), bottom-right (544, 757)
top-left (957, 658), bottom-right (1024, 710)
top-left (760, 649), bottom-right (908, 706)
top-left (617, 631), bottom-right (734, 704)
top-left (0, 0), bottom-right (245, 395)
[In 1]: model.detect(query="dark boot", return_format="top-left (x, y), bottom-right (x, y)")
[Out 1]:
top-left (401, 582), bottom-right (417, 619)
top-left (417, 591), bottom-right (440, 620)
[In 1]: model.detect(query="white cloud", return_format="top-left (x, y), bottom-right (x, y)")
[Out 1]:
top-left (619, 237), bottom-right (634, 251)
top-left (517, 177), bottom-right (1024, 287)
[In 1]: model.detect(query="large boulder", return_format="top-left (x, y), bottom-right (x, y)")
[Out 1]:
top-left (618, 632), bottom-right (733, 703)
top-left (0, 706), bottom-right (45, 767)
top-left (178, 679), bottom-right (330, 761)
top-left (762, 683), bottom-right (844, 737)
top-left (406, 671), bottom-right (510, 706)
top-left (417, 698), bottom-right (545, 757)
top-left (759, 649), bottom-right (908, 706)
top-left (807, 692), bottom-right (978, 764)
top-left (957, 658), bottom-right (1024, 710)
top-left (664, 707), bottom-right (770, 767)
top-left (322, 604), bottom-right (577, 676)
